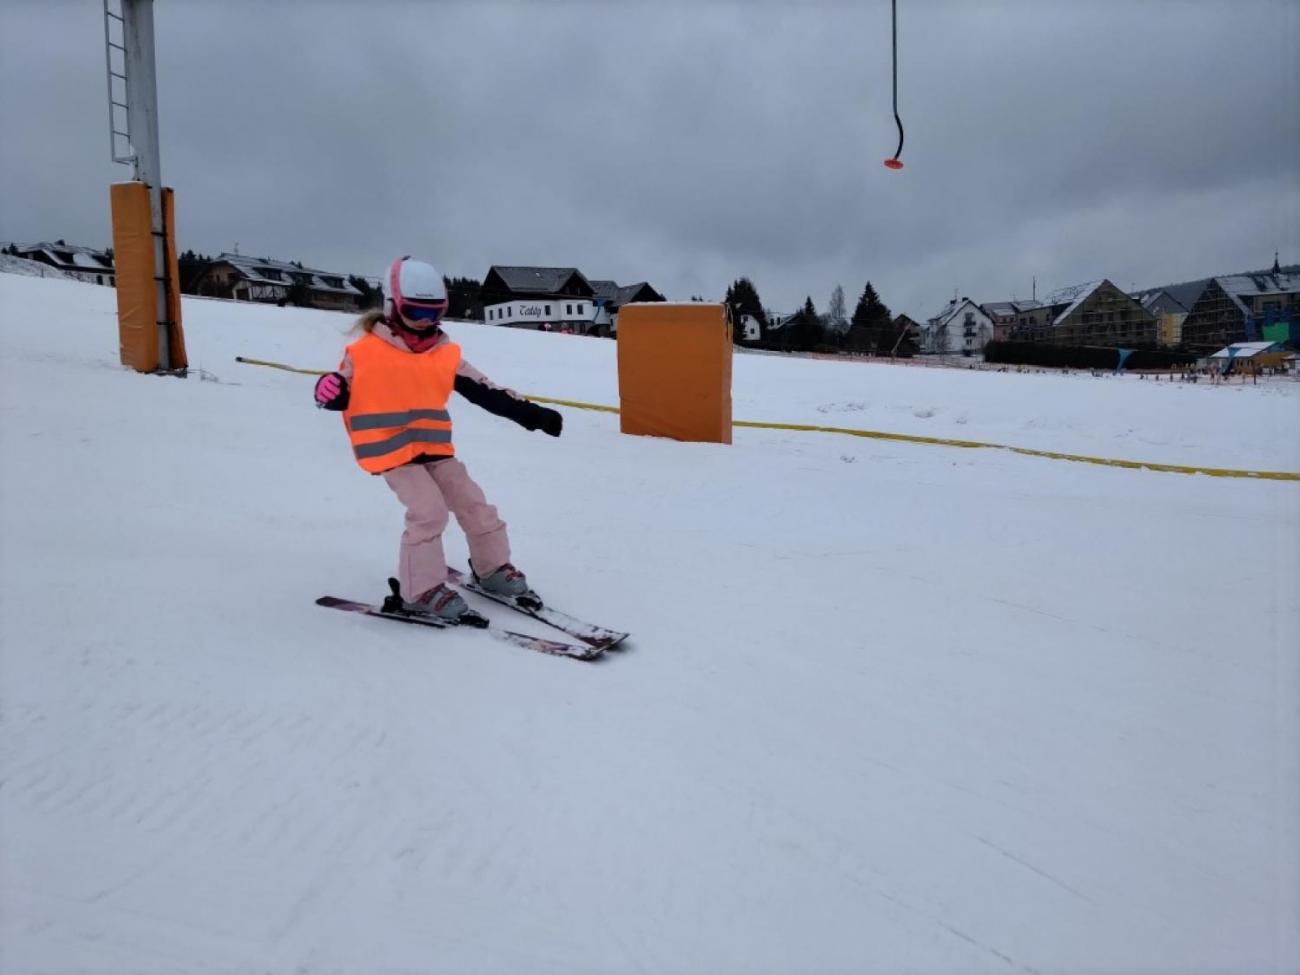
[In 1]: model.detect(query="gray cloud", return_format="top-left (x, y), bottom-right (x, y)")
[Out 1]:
top-left (2, 0), bottom-right (1297, 319)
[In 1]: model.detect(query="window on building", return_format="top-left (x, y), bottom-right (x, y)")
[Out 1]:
top-left (545, 305), bottom-right (552, 315)
top-left (566, 304), bottom-right (573, 315)
top-left (578, 304), bottom-right (585, 315)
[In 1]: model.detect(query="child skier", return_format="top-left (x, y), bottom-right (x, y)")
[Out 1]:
top-left (314, 256), bottom-right (563, 621)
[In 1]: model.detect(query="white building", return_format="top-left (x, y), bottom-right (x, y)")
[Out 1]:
top-left (481, 266), bottom-right (663, 335)
top-left (923, 296), bottom-right (994, 356)
top-left (484, 297), bottom-right (597, 331)
top-left (481, 266), bottom-right (597, 332)
top-left (738, 313), bottom-right (763, 343)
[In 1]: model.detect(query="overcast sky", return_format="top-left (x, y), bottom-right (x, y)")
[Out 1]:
top-left (2, 0), bottom-right (1297, 318)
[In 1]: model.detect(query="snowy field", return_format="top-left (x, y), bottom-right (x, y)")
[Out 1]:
top-left (1, 273), bottom-right (1297, 975)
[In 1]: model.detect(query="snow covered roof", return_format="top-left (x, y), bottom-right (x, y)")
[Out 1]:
top-left (1208, 341), bottom-right (1283, 359)
top-left (14, 242), bottom-right (113, 271)
top-left (981, 300), bottom-right (1041, 317)
top-left (1214, 273), bottom-right (1300, 308)
top-left (215, 253), bottom-right (361, 295)
top-left (71, 252), bottom-right (105, 269)
top-left (17, 241), bottom-right (107, 257)
top-left (1133, 290), bottom-right (1189, 316)
top-left (1136, 264), bottom-right (1299, 312)
top-left (1040, 281), bottom-right (1101, 307)
top-left (926, 297), bottom-right (983, 327)
top-left (1039, 280), bottom-right (1104, 324)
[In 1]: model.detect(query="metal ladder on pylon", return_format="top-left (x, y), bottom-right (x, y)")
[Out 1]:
top-left (103, 0), bottom-right (135, 168)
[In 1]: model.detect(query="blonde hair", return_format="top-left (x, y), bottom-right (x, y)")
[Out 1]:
top-left (351, 309), bottom-right (386, 334)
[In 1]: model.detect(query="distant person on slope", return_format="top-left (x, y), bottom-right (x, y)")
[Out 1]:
top-left (313, 256), bottom-right (562, 621)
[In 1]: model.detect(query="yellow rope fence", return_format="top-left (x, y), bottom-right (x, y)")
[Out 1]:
top-left (236, 356), bottom-right (1300, 482)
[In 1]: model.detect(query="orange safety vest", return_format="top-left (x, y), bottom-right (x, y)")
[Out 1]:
top-left (342, 333), bottom-right (460, 473)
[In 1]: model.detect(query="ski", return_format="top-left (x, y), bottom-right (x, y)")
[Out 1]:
top-left (447, 567), bottom-right (630, 651)
top-left (316, 586), bottom-right (605, 661)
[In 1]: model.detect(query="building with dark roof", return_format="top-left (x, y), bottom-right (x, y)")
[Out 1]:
top-left (1130, 290), bottom-right (1190, 347)
top-left (482, 266), bottom-right (594, 301)
top-left (480, 265), bottom-right (662, 334)
top-left (1180, 272), bottom-right (1300, 350)
top-left (981, 300), bottom-right (1042, 342)
top-left (1012, 279), bottom-right (1156, 347)
top-left (1132, 256), bottom-right (1299, 323)
top-left (11, 242), bottom-right (115, 286)
top-left (193, 253), bottom-right (365, 311)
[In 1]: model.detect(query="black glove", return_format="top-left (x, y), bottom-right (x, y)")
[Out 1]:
top-left (535, 406), bottom-right (563, 437)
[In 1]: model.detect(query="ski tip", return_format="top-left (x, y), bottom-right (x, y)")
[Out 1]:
top-left (570, 643), bottom-right (608, 661)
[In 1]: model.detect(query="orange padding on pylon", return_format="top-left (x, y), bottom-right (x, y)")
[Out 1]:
top-left (617, 303), bottom-right (732, 444)
top-left (110, 181), bottom-right (187, 372)
top-left (162, 188), bottom-right (188, 369)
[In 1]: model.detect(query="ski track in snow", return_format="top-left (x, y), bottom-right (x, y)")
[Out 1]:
top-left (1, 274), bottom-right (1298, 974)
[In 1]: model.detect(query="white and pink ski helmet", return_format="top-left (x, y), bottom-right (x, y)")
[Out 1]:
top-left (384, 256), bottom-right (449, 330)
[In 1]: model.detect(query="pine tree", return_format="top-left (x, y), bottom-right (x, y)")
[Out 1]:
top-left (443, 276), bottom-right (483, 320)
top-left (795, 296), bottom-right (823, 350)
top-left (852, 282), bottom-right (893, 353)
top-left (178, 249), bottom-right (209, 295)
top-left (349, 274), bottom-right (380, 308)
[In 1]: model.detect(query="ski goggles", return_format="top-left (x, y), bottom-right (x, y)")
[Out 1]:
top-left (397, 301), bottom-right (448, 326)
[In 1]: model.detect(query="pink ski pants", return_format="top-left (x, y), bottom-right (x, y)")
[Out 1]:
top-left (381, 458), bottom-right (511, 598)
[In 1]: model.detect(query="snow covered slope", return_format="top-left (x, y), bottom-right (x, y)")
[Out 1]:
top-left (2, 274), bottom-right (1297, 974)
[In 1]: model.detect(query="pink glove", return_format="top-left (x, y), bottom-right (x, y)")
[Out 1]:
top-left (314, 372), bottom-right (348, 410)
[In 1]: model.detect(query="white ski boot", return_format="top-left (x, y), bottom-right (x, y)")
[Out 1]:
top-left (402, 583), bottom-right (469, 621)
top-left (473, 563), bottom-right (542, 610)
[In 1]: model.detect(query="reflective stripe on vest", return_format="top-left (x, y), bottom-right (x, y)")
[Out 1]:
top-left (349, 408), bottom-right (452, 432)
top-left (342, 333), bottom-right (460, 473)
top-left (353, 427), bottom-right (453, 460)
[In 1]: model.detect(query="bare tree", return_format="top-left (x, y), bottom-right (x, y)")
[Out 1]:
top-left (925, 322), bottom-right (956, 356)
top-left (826, 284), bottom-right (849, 336)
top-left (931, 321), bottom-right (951, 356)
